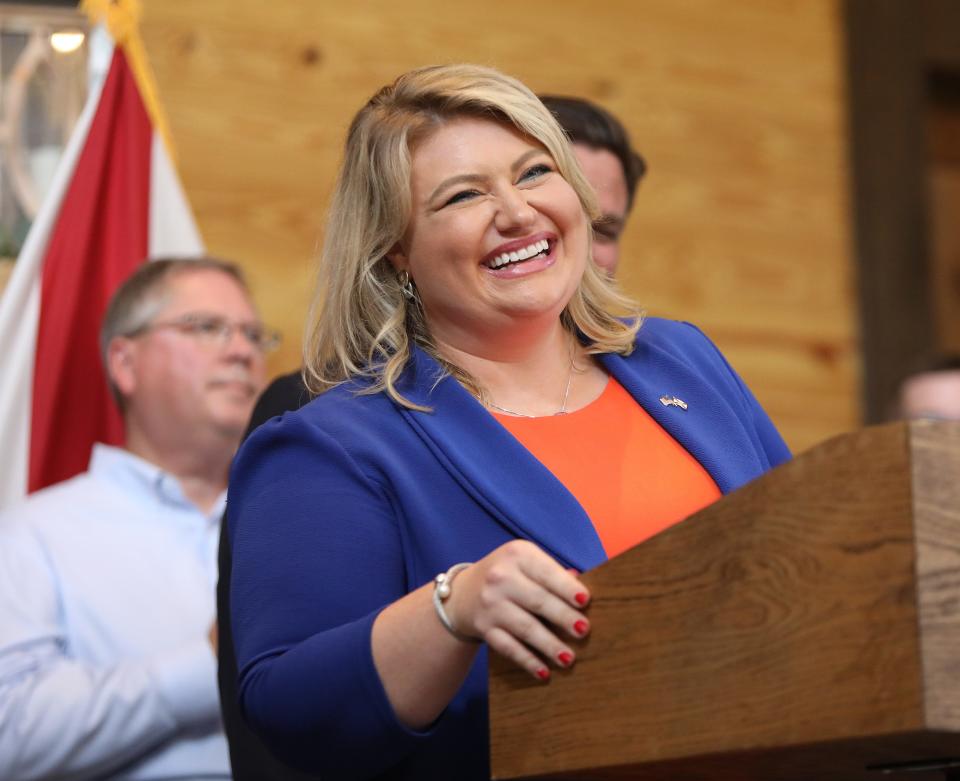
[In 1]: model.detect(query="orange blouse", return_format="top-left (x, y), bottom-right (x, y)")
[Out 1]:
top-left (493, 378), bottom-right (721, 558)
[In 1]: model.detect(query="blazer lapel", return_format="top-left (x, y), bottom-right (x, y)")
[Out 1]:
top-left (599, 336), bottom-right (763, 494)
top-left (395, 346), bottom-right (607, 572)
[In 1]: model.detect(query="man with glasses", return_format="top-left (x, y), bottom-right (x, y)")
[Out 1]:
top-left (0, 258), bottom-right (271, 780)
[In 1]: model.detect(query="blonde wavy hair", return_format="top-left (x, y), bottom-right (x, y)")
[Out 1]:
top-left (304, 63), bottom-right (643, 409)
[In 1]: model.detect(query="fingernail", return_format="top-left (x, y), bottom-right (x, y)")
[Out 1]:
top-left (573, 619), bottom-right (589, 636)
top-left (567, 567), bottom-right (581, 575)
top-left (536, 667), bottom-right (550, 681)
top-left (557, 651), bottom-right (574, 666)
top-left (574, 592), bottom-right (589, 606)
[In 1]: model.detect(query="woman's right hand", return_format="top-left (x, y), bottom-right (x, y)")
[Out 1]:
top-left (445, 540), bottom-right (591, 681)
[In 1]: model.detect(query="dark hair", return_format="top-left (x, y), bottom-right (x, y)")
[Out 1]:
top-left (539, 95), bottom-right (647, 209)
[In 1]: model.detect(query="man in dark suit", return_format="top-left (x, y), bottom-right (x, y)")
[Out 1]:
top-left (217, 371), bottom-right (313, 780)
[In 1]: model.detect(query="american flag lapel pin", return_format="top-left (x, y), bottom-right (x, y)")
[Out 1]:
top-left (659, 394), bottom-right (688, 411)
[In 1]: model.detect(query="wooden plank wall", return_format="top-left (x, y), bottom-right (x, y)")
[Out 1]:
top-left (139, 0), bottom-right (857, 454)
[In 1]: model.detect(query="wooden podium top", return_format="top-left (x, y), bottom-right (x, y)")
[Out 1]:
top-left (489, 421), bottom-right (960, 780)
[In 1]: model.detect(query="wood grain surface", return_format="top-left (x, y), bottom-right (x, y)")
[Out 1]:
top-left (138, 0), bottom-right (858, 453)
top-left (911, 421), bottom-right (960, 729)
top-left (490, 422), bottom-right (960, 780)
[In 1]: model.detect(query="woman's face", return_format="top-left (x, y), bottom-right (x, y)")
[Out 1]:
top-left (389, 117), bottom-right (590, 351)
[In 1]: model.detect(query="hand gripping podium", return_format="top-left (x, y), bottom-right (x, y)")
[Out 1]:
top-left (489, 421), bottom-right (960, 780)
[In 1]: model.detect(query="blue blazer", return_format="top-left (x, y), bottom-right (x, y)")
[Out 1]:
top-left (227, 318), bottom-right (791, 780)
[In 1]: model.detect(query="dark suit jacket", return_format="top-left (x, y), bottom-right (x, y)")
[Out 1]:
top-left (217, 371), bottom-right (315, 780)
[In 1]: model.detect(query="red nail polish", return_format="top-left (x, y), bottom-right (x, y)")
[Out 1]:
top-left (574, 619), bottom-right (589, 636)
top-left (574, 592), bottom-right (589, 606)
top-left (536, 667), bottom-right (550, 681)
top-left (557, 651), bottom-right (574, 666)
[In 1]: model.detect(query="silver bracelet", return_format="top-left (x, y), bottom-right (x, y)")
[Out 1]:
top-left (432, 562), bottom-right (480, 643)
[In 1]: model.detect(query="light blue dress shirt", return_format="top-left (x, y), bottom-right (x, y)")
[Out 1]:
top-left (0, 444), bottom-right (230, 780)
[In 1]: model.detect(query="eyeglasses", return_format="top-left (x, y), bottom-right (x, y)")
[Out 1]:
top-left (130, 312), bottom-right (282, 353)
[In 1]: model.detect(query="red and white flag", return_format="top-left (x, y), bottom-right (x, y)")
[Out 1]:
top-left (0, 13), bottom-right (203, 508)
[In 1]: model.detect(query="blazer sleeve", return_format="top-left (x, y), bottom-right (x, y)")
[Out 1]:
top-left (228, 409), bottom-right (433, 778)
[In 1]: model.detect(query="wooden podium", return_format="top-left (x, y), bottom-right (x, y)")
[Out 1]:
top-left (489, 421), bottom-right (960, 780)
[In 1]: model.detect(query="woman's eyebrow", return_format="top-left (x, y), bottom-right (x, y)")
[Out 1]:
top-left (510, 148), bottom-right (543, 174)
top-left (428, 173), bottom-right (484, 203)
top-left (427, 148), bottom-right (547, 203)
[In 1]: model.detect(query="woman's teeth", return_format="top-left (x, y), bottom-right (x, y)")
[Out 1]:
top-left (487, 239), bottom-right (550, 269)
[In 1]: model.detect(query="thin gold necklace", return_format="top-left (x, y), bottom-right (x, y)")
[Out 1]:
top-left (482, 346), bottom-right (576, 418)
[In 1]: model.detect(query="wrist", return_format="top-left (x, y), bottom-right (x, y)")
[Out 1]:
top-left (432, 562), bottom-right (481, 644)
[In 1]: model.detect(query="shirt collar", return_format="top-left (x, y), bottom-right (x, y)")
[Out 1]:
top-left (88, 443), bottom-right (227, 521)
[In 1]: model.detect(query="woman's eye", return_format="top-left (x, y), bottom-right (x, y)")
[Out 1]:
top-left (443, 189), bottom-right (480, 207)
top-left (520, 163), bottom-right (552, 182)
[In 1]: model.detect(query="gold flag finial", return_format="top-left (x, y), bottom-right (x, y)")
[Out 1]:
top-left (80, 0), bottom-right (176, 161)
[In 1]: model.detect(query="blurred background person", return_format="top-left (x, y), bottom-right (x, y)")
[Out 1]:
top-left (540, 95), bottom-right (646, 276)
top-left (0, 258), bottom-right (272, 780)
top-left (897, 353), bottom-right (960, 421)
top-left (227, 63), bottom-right (789, 780)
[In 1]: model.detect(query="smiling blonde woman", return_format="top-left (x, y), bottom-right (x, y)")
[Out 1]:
top-left (227, 63), bottom-right (790, 780)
